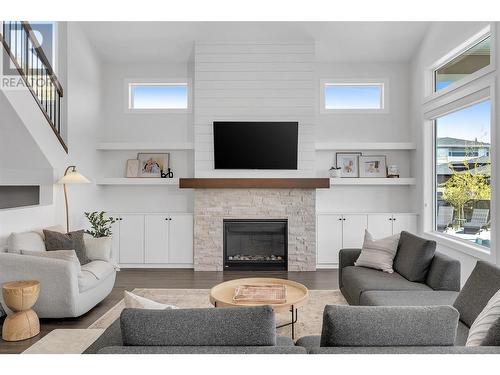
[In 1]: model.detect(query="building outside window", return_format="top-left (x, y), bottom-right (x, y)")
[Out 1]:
top-left (434, 100), bottom-right (491, 248)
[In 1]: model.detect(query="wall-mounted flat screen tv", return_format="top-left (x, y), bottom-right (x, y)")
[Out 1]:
top-left (213, 121), bottom-right (298, 169)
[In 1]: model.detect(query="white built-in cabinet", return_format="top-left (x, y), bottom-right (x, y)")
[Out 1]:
top-left (316, 213), bottom-right (417, 268)
top-left (108, 213), bottom-right (193, 267)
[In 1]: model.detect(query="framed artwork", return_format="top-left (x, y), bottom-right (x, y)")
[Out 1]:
top-left (359, 155), bottom-right (387, 178)
top-left (125, 159), bottom-right (139, 178)
top-left (335, 152), bottom-right (361, 178)
top-left (137, 153), bottom-right (170, 178)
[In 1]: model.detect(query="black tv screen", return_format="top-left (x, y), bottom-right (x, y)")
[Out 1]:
top-left (213, 122), bottom-right (298, 170)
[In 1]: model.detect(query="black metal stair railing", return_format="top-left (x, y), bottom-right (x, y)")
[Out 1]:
top-left (0, 21), bottom-right (67, 153)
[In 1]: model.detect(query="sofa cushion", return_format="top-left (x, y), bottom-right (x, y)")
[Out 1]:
top-left (453, 261), bottom-right (500, 327)
top-left (342, 266), bottom-right (431, 305)
top-left (354, 230), bottom-right (400, 273)
top-left (359, 290), bottom-right (458, 306)
top-left (320, 305), bottom-right (459, 347)
top-left (120, 306), bottom-right (276, 346)
top-left (81, 260), bottom-right (115, 280)
top-left (393, 231), bottom-right (436, 282)
top-left (44, 229), bottom-right (90, 265)
top-left (481, 317), bottom-right (500, 346)
top-left (78, 261), bottom-right (115, 292)
top-left (78, 272), bottom-right (102, 292)
top-left (7, 231), bottom-right (45, 253)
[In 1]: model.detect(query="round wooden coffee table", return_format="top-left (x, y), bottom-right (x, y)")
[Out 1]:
top-left (210, 278), bottom-right (308, 339)
top-left (2, 280), bottom-right (40, 342)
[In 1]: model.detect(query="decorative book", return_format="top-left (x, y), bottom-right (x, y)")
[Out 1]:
top-left (233, 284), bottom-right (287, 304)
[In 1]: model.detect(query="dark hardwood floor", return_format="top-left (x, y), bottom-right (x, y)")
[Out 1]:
top-left (0, 268), bottom-right (338, 354)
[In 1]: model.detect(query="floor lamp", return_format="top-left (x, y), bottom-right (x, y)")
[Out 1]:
top-left (57, 166), bottom-right (90, 233)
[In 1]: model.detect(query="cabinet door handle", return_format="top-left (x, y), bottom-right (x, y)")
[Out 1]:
top-left (169, 218), bottom-right (172, 221)
top-left (338, 218), bottom-right (342, 221)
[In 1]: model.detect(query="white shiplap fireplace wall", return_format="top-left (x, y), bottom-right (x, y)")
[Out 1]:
top-left (194, 41), bottom-right (316, 177)
top-left (193, 42), bottom-right (318, 270)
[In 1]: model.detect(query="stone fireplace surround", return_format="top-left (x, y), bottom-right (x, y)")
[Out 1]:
top-left (193, 188), bottom-right (316, 271)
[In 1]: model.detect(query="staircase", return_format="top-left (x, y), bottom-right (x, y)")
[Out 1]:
top-left (0, 21), bottom-right (67, 153)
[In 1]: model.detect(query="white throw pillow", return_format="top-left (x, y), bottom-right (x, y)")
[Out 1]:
top-left (83, 234), bottom-right (112, 262)
top-left (124, 291), bottom-right (177, 310)
top-left (355, 230), bottom-right (400, 273)
top-left (466, 289), bottom-right (500, 346)
top-left (21, 249), bottom-right (82, 275)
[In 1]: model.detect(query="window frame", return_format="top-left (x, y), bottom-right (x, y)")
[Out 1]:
top-left (422, 77), bottom-right (496, 261)
top-left (320, 78), bottom-right (389, 114)
top-left (124, 78), bottom-right (192, 114)
top-left (423, 24), bottom-right (495, 103)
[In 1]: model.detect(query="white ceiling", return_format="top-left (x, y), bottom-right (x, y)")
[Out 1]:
top-left (79, 22), bottom-right (430, 63)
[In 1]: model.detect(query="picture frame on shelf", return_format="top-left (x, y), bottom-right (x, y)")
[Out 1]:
top-left (125, 159), bottom-right (139, 178)
top-left (359, 155), bottom-right (387, 178)
top-left (137, 153), bottom-right (170, 178)
top-left (335, 152), bottom-right (361, 178)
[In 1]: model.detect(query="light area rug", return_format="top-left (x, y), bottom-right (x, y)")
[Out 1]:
top-left (24, 288), bottom-right (347, 354)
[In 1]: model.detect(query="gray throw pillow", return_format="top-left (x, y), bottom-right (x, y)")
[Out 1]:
top-left (393, 231), bottom-right (436, 282)
top-left (43, 229), bottom-right (90, 265)
top-left (481, 317), bottom-right (500, 346)
top-left (453, 261), bottom-right (500, 327)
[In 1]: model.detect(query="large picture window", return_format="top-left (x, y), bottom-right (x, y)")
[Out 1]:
top-left (434, 100), bottom-right (491, 248)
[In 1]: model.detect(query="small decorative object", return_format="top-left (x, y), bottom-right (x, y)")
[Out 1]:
top-left (359, 155), bottom-right (387, 178)
top-left (160, 170), bottom-right (168, 178)
top-left (137, 153), bottom-right (169, 178)
top-left (387, 165), bottom-right (400, 178)
top-left (336, 152), bottom-right (361, 178)
top-left (84, 211), bottom-right (116, 238)
top-left (125, 159), bottom-right (139, 178)
top-left (329, 167), bottom-right (342, 178)
top-left (166, 168), bottom-right (174, 178)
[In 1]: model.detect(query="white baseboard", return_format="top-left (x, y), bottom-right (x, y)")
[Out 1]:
top-left (316, 264), bottom-right (339, 269)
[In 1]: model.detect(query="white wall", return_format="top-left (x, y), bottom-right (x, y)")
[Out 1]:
top-left (410, 21), bottom-right (499, 281)
top-left (315, 62), bottom-right (415, 213)
top-left (97, 62), bottom-right (195, 213)
top-left (194, 42), bottom-right (316, 177)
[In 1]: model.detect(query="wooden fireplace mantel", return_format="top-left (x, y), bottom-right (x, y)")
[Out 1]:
top-left (179, 178), bottom-right (330, 189)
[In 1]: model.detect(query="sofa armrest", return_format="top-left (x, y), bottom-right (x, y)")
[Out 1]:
top-left (338, 248), bottom-right (361, 289)
top-left (0, 253), bottom-right (79, 312)
top-left (320, 305), bottom-right (459, 347)
top-left (426, 252), bottom-right (461, 291)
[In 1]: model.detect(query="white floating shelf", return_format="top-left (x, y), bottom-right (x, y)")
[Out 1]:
top-left (315, 142), bottom-right (417, 151)
top-left (329, 178), bottom-right (416, 186)
top-left (96, 142), bottom-right (194, 151)
top-left (96, 178), bottom-right (179, 186)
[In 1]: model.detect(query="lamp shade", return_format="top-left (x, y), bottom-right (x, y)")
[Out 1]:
top-left (57, 170), bottom-right (90, 184)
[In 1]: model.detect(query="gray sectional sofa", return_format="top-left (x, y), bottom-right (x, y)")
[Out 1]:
top-left (84, 306), bottom-right (306, 354)
top-left (296, 232), bottom-right (500, 354)
top-left (84, 231), bottom-right (500, 354)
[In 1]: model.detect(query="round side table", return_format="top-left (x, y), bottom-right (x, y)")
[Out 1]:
top-left (2, 280), bottom-right (40, 342)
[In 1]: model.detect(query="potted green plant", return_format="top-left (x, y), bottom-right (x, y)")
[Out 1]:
top-left (84, 211), bottom-right (117, 262)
